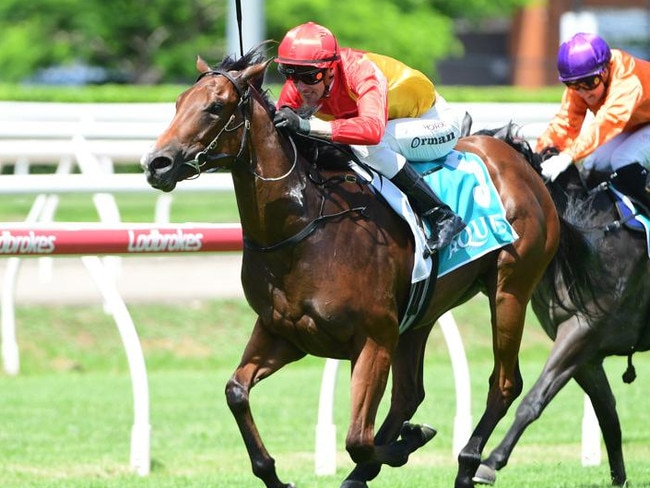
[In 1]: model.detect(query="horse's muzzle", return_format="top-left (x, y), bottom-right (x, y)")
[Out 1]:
top-left (141, 151), bottom-right (179, 192)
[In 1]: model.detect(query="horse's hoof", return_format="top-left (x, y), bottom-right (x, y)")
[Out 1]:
top-left (472, 464), bottom-right (496, 485)
top-left (420, 424), bottom-right (437, 443)
top-left (340, 480), bottom-right (367, 488)
top-left (400, 421), bottom-right (437, 445)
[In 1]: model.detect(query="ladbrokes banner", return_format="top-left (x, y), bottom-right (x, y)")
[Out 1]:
top-left (0, 224), bottom-right (242, 255)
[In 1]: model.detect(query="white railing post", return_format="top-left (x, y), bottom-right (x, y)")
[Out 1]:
top-left (315, 358), bottom-right (339, 476)
top-left (581, 394), bottom-right (601, 466)
top-left (437, 312), bottom-right (473, 456)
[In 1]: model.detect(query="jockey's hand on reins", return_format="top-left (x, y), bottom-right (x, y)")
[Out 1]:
top-left (273, 107), bottom-right (311, 135)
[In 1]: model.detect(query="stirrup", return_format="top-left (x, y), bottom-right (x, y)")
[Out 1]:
top-left (425, 212), bottom-right (465, 252)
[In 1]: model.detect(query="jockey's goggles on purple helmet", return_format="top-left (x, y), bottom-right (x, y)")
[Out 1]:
top-left (563, 74), bottom-right (603, 91)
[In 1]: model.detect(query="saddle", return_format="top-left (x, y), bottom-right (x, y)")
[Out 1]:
top-left (584, 169), bottom-right (650, 232)
top-left (581, 169), bottom-right (650, 257)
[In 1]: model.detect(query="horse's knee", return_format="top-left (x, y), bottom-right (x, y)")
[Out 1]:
top-left (225, 377), bottom-right (248, 414)
top-left (346, 441), bottom-right (374, 465)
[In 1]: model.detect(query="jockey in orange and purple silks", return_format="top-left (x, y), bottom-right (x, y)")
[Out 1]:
top-left (538, 32), bottom-right (650, 209)
top-left (273, 21), bottom-right (466, 252)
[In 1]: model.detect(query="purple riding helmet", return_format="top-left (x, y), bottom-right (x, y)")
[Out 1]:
top-left (557, 32), bottom-right (612, 82)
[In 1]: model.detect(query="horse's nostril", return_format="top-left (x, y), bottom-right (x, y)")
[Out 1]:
top-left (151, 156), bottom-right (173, 172)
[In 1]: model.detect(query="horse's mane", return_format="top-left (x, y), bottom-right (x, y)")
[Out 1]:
top-left (476, 122), bottom-right (609, 320)
top-left (473, 122), bottom-right (543, 173)
top-left (213, 41), bottom-right (276, 111)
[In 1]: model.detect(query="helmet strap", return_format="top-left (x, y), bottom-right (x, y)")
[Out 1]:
top-left (321, 67), bottom-right (335, 99)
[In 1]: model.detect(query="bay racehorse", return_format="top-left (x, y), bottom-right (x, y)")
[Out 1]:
top-left (471, 124), bottom-right (650, 487)
top-left (140, 46), bottom-right (587, 488)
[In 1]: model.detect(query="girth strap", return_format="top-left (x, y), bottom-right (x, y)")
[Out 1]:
top-left (399, 255), bottom-right (439, 333)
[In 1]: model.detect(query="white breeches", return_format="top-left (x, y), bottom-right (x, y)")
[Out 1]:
top-left (350, 92), bottom-right (465, 178)
top-left (583, 123), bottom-right (650, 172)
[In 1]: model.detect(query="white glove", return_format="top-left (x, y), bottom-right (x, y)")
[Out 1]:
top-left (540, 153), bottom-right (572, 181)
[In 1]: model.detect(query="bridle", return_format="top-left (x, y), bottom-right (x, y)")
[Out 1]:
top-left (181, 69), bottom-right (299, 182)
top-left (182, 69), bottom-right (251, 178)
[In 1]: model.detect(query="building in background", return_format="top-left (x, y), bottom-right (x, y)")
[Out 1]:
top-left (437, 0), bottom-right (650, 87)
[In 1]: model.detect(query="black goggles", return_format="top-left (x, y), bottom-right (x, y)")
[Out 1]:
top-left (278, 65), bottom-right (326, 85)
top-left (564, 75), bottom-right (602, 91)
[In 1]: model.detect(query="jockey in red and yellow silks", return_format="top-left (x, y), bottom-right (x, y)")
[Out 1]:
top-left (538, 32), bottom-right (650, 209)
top-left (276, 49), bottom-right (436, 145)
top-left (272, 21), bottom-right (465, 252)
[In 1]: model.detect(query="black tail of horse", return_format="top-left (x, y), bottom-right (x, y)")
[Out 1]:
top-left (475, 123), bottom-right (607, 319)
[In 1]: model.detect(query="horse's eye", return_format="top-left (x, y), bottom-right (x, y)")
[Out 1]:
top-left (206, 102), bottom-right (224, 115)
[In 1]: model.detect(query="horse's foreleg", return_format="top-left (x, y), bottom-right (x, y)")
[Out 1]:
top-left (455, 291), bottom-right (526, 488)
top-left (474, 314), bottom-right (596, 486)
top-left (345, 338), bottom-right (394, 466)
top-left (225, 319), bottom-right (306, 488)
top-left (342, 325), bottom-right (434, 488)
top-left (573, 363), bottom-right (626, 486)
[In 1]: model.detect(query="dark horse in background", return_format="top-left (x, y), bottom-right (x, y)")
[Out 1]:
top-left (140, 45), bottom-right (595, 488)
top-left (472, 124), bottom-right (650, 487)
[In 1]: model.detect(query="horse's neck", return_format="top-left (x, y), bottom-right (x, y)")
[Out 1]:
top-left (232, 116), bottom-right (314, 247)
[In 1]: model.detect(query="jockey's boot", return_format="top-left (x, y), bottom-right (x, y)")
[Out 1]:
top-left (390, 163), bottom-right (466, 252)
top-left (611, 162), bottom-right (650, 214)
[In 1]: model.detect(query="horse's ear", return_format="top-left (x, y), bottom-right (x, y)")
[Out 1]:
top-left (240, 59), bottom-right (273, 86)
top-left (196, 56), bottom-right (211, 74)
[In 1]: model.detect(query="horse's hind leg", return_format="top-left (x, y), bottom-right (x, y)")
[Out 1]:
top-left (341, 325), bottom-right (435, 488)
top-left (455, 288), bottom-right (527, 488)
top-left (473, 314), bottom-right (597, 486)
top-left (573, 363), bottom-right (627, 486)
top-left (225, 318), bottom-right (306, 488)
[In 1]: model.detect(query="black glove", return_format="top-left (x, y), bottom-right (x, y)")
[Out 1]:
top-left (273, 107), bottom-right (311, 135)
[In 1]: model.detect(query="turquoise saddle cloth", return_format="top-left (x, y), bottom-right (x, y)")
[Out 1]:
top-left (413, 150), bottom-right (519, 277)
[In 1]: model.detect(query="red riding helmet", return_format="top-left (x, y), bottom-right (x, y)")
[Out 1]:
top-left (557, 32), bottom-right (612, 82)
top-left (275, 22), bottom-right (340, 68)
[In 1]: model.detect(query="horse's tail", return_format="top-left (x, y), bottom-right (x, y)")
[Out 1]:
top-left (539, 213), bottom-right (608, 317)
top-left (477, 123), bottom-right (608, 318)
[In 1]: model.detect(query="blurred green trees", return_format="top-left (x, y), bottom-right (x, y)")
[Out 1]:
top-left (0, 0), bottom-right (530, 84)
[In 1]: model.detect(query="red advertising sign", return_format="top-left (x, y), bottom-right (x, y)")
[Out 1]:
top-left (0, 224), bottom-right (243, 256)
